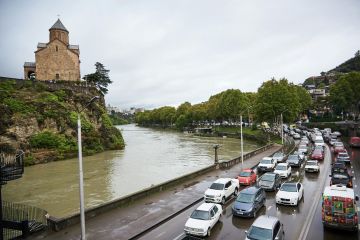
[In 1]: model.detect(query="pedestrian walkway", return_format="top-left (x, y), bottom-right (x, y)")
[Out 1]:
top-left (31, 145), bottom-right (282, 240)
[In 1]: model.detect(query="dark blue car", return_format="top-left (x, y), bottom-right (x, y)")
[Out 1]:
top-left (232, 186), bottom-right (266, 218)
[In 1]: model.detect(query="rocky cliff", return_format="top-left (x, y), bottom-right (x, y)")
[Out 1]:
top-left (0, 77), bottom-right (125, 165)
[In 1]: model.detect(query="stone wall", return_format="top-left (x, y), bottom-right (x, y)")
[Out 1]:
top-left (35, 39), bottom-right (80, 81)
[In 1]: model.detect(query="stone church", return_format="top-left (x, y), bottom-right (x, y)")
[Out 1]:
top-left (24, 19), bottom-right (80, 81)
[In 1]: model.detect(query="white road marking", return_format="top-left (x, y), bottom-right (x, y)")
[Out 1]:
top-left (351, 166), bottom-right (354, 169)
top-left (173, 232), bottom-right (186, 240)
top-left (356, 185), bottom-right (358, 188)
top-left (357, 207), bottom-right (360, 212)
top-left (267, 206), bottom-right (272, 210)
top-left (354, 177), bottom-right (356, 180)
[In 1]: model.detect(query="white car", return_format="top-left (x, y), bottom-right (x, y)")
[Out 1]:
top-left (204, 178), bottom-right (239, 204)
top-left (329, 137), bottom-right (337, 146)
top-left (257, 157), bottom-right (276, 173)
top-left (293, 133), bottom-right (301, 139)
top-left (276, 182), bottom-right (304, 206)
top-left (332, 131), bottom-right (341, 137)
top-left (272, 152), bottom-right (285, 163)
top-left (293, 151), bottom-right (305, 161)
top-left (274, 162), bottom-right (291, 178)
top-left (314, 138), bottom-right (325, 147)
top-left (298, 145), bottom-right (308, 154)
top-left (184, 203), bottom-right (222, 237)
top-left (305, 160), bottom-right (320, 173)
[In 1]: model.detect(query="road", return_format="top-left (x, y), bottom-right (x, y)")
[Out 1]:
top-left (139, 144), bottom-right (340, 240)
top-left (306, 144), bottom-right (360, 240)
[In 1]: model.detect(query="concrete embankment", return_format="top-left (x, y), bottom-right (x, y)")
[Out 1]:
top-left (47, 143), bottom-right (275, 232)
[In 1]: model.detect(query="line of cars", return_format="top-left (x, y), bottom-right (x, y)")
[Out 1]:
top-left (184, 127), bottom-right (360, 238)
top-left (184, 136), bottom-right (308, 238)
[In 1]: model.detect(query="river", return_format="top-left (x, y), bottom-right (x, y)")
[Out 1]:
top-left (3, 124), bottom-right (260, 217)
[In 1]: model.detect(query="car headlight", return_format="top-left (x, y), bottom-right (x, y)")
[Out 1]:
top-left (184, 226), bottom-right (190, 231)
top-left (216, 193), bottom-right (222, 197)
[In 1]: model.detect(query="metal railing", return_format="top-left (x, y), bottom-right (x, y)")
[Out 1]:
top-left (2, 201), bottom-right (48, 240)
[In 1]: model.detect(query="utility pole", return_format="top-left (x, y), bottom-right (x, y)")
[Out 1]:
top-left (240, 114), bottom-right (244, 170)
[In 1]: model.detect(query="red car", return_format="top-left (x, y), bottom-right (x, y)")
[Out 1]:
top-left (333, 142), bottom-right (346, 154)
top-left (237, 169), bottom-right (257, 186)
top-left (311, 149), bottom-right (324, 161)
top-left (350, 137), bottom-right (360, 147)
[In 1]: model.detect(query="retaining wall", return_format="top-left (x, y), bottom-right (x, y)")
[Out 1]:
top-left (48, 164), bottom-right (217, 231)
top-left (219, 143), bottom-right (274, 168)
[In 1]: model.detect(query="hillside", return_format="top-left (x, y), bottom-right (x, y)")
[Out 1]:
top-left (330, 52), bottom-right (360, 73)
top-left (0, 77), bottom-right (125, 165)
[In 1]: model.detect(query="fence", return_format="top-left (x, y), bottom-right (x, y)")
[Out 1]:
top-left (2, 201), bottom-right (48, 240)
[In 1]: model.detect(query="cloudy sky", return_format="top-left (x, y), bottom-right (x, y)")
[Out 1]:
top-left (1, 0), bottom-right (359, 109)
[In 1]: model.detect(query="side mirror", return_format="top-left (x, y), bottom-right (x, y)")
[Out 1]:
top-left (245, 230), bottom-right (248, 234)
top-left (355, 195), bottom-right (359, 201)
top-left (329, 175), bottom-right (332, 177)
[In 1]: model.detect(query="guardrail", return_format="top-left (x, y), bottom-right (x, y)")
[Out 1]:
top-left (219, 143), bottom-right (274, 169)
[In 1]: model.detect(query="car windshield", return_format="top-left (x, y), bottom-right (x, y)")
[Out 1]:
top-left (280, 184), bottom-right (297, 192)
top-left (261, 159), bottom-right (272, 164)
top-left (261, 174), bottom-right (275, 181)
top-left (276, 165), bottom-right (286, 170)
top-left (287, 155), bottom-right (298, 161)
top-left (209, 183), bottom-right (224, 190)
top-left (273, 152), bottom-right (283, 157)
top-left (306, 161), bottom-right (317, 166)
top-left (240, 172), bottom-right (251, 177)
top-left (190, 210), bottom-right (210, 220)
top-left (333, 174), bottom-right (349, 179)
top-left (334, 142), bottom-right (343, 147)
top-left (247, 226), bottom-right (272, 240)
top-left (236, 193), bottom-right (255, 203)
top-left (315, 140), bottom-right (324, 143)
top-left (338, 153), bottom-right (348, 157)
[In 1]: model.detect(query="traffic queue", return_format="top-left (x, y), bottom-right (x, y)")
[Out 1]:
top-left (183, 126), bottom-right (359, 239)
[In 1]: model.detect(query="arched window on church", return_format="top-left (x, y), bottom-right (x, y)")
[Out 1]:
top-left (56, 46), bottom-right (58, 52)
top-left (56, 73), bottom-right (60, 80)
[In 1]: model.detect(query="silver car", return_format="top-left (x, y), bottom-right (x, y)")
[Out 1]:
top-left (245, 215), bottom-right (284, 240)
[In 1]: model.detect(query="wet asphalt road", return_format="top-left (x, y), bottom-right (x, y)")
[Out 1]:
top-left (139, 144), bottom-right (342, 240)
top-left (306, 144), bottom-right (360, 240)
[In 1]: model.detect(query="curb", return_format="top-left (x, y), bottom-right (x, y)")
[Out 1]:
top-left (128, 197), bottom-right (204, 240)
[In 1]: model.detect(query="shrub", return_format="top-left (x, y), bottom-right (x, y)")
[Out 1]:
top-left (3, 98), bottom-right (34, 114)
top-left (29, 131), bottom-right (76, 152)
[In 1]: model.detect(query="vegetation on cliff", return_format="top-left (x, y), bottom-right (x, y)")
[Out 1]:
top-left (0, 78), bottom-right (125, 165)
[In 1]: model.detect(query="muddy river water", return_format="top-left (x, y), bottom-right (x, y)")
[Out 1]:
top-left (3, 124), bottom-right (260, 217)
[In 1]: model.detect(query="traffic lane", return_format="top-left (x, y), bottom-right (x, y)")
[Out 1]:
top-left (198, 149), bottom-right (331, 240)
top-left (305, 145), bottom-right (360, 240)
top-left (140, 146), bottom-right (329, 240)
top-left (305, 200), bottom-right (359, 240)
top-left (137, 193), bottom-right (242, 240)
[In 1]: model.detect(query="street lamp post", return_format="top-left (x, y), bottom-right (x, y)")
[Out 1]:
top-left (240, 114), bottom-right (244, 170)
top-left (77, 96), bottom-right (99, 240)
top-left (213, 144), bottom-right (220, 164)
top-left (281, 113), bottom-right (284, 145)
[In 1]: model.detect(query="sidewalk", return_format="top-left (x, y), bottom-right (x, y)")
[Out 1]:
top-left (31, 144), bottom-right (282, 240)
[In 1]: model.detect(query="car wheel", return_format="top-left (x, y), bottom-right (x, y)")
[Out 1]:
top-left (221, 197), bottom-right (226, 205)
top-left (207, 228), bottom-right (211, 237)
top-left (234, 188), bottom-right (238, 196)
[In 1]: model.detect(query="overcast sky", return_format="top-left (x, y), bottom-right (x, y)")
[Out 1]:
top-left (1, 0), bottom-right (359, 109)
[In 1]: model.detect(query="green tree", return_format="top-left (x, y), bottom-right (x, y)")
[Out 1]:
top-left (329, 72), bottom-right (360, 114)
top-left (255, 78), bottom-right (301, 124)
top-left (83, 62), bottom-right (112, 95)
